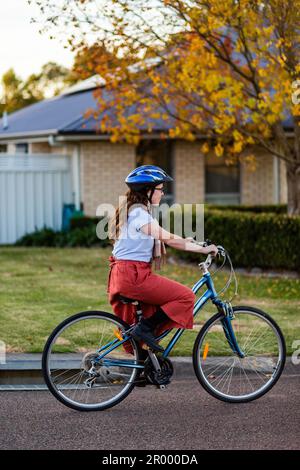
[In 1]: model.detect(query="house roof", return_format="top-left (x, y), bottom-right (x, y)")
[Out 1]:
top-left (0, 84), bottom-right (102, 140)
top-left (0, 75), bottom-right (178, 140)
top-left (0, 71), bottom-right (294, 141)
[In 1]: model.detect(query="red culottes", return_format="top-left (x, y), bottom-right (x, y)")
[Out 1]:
top-left (107, 255), bottom-right (195, 352)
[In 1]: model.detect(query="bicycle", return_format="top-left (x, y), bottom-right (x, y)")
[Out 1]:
top-left (42, 242), bottom-right (286, 411)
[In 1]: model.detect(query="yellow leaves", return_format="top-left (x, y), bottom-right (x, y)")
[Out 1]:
top-left (152, 84), bottom-right (161, 96)
top-left (128, 134), bottom-right (141, 145)
top-left (277, 55), bottom-right (287, 67)
top-left (128, 114), bottom-right (142, 125)
top-left (233, 130), bottom-right (243, 141)
top-left (247, 98), bottom-right (257, 109)
top-left (67, 1), bottom-right (297, 155)
top-left (258, 68), bottom-right (268, 78)
top-left (246, 136), bottom-right (255, 145)
top-left (266, 114), bottom-right (278, 125)
top-left (149, 112), bottom-right (161, 120)
top-left (214, 143), bottom-right (224, 157)
top-left (243, 153), bottom-right (257, 172)
top-left (275, 38), bottom-right (284, 49)
top-left (232, 141), bottom-right (244, 154)
top-left (185, 132), bottom-right (196, 141)
top-left (110, 133), bottom-right (120, 144)
top-left (231, 129), bottom-right (245, 154)
top-left (257, 124), bottom-right (272, 139)
top-left (205, 75), bottom-right (220, 92)
top-left (169, 127), bottom-right (182, 138)
top-left (251, 112), bottom-right (261, 124)
top-left (201, 142), bottom-right (210, 154)
top-left (291, 104), bottom-right (300, 117)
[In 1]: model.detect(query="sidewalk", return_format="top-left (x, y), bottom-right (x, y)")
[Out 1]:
top-left (0, 353), bottom-right (195, 390)
top-left (0, 354), bottom-right (297, 391)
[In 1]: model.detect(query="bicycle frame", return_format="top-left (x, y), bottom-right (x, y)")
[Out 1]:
top-left (93, 269), bottom-right (245, 370)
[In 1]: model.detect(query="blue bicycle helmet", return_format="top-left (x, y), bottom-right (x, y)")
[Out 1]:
top-left (125, 165), bottom-right (173, 192)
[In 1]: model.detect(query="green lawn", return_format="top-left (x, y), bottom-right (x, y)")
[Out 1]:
top-left (0, 247), bottom-right (299, 355)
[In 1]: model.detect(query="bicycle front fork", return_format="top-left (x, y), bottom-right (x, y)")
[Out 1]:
top-left (213, 299), bottom-right (245, 359)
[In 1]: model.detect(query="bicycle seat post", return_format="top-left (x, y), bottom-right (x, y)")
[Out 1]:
top-left (136, 301), bottom-right (143, 323)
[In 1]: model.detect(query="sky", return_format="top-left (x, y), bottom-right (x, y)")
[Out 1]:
top-left (0, 0), bottom-right (75, 91)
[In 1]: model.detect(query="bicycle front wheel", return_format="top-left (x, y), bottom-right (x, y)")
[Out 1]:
top-left (42, 311), bottom-right (143, 411)
top-left (193, 306), bottom-right (286, 403)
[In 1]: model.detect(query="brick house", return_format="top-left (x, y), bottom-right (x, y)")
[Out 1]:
top-left (0, 77), bottom-right (289, 243)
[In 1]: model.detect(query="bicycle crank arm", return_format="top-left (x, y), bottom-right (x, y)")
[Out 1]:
top-left (148, 350), bottom-right (162, 373)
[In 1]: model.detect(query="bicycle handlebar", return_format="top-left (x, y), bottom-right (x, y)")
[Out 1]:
top-left (187, 238), bottom-right (238, 300)
top-left (188, 238), bottom-right (226, 271)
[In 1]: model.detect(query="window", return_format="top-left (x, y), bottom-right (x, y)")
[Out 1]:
top-left (205, 155), bottom-right (240, 204)
top-left (136, 140), bottom-right (174, 204)
top-left (15, 143), bottom-right (29, 154)
top-left (0, 144), bottom-right (7, 153)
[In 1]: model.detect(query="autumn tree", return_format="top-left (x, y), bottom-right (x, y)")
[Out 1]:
top-left (0, 68), bottom-right (39, 114)
top-left (31, 0), bottom-right (300, 214)
top-left (64, 41), bottom-right (120, 85)
top-left (0, 62), bottom-right (72, 114)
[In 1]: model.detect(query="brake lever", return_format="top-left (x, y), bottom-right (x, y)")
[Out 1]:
top-left (217, 245), bottom-right (226, 257)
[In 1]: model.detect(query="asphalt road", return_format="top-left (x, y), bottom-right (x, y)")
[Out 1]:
top-left (1, 362), bottom-right (299, 451)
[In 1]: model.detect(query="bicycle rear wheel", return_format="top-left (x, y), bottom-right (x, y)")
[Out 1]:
top-left (42, 311), bottom-right (143, 411)
top-left (193, 306), bottom-right (286, 403)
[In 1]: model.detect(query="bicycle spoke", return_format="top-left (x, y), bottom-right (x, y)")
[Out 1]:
top-left (195, 309), bottom-right (285, 402)
top-left (44, 313), bottom-right (140, 410)
top-left (201, 356), bottom-right (233, 377)
top-left (212, 360), bottom-right (235, 390)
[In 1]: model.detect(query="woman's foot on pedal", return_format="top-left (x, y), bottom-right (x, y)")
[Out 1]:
top-left (130, 322), bottom-right (164, 353)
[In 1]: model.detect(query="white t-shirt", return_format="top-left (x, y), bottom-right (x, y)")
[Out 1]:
top-left (112, 206), bottom-right (155, 262)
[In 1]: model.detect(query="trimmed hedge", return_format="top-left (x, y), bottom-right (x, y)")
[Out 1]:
top-left (14, 208), bottom-right (300, 270)
top-left (14, 223), bottom-right (110, 248)
top-left (176, 209), bottom-right (300, 271)
top-left (69, 216), bottom-right (100, 230)
top-left (206, 204), bottom-right (288, 214)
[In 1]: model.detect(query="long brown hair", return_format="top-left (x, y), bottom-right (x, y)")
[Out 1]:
top-left (108, 187), bottom-right (151, 241)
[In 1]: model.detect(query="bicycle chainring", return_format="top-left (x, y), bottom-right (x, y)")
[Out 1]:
top-left (144, 357), bottom-right (174, 386)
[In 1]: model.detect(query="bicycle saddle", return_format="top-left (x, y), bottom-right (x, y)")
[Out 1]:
top-left (118, 294), bottom-right (139, 304)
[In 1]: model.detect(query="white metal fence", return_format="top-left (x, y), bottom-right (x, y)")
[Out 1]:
top-left (0, 154), bottom-right (73, 244)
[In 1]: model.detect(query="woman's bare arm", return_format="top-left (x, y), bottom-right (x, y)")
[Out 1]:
top-left (140, 220), bottom-right (218, 255)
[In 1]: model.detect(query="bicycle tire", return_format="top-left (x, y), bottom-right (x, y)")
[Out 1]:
top-left (42, 310), bottom-right (144, 411)
top-left (192, 306), bottom-right (286, 403)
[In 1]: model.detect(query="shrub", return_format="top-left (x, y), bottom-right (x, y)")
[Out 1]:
top-left (15, 209), bottom-right (300, 270)
top-left (15, 224), bottom-right (110, 248)
top-left (15, 227), bottom-right (58, 247)
top-left (174, 209), bottom-right (300, 271)
top-left (205, 204), bottom-right (287, 214)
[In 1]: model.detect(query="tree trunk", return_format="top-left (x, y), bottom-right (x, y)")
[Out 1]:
top-left (286, 162), bottom-right (300, 215)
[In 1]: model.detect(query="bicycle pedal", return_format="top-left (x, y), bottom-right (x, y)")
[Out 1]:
top-left (157, 384), bottom-right (167, 390)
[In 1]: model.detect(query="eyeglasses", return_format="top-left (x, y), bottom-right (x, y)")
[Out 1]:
top-left (154, 186), bottom-right (165, 194)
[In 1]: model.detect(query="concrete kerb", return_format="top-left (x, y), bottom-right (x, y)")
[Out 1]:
top-left (0, 354), bottom-right (296, 390)
top-left (0, 353), bottom-right (195, 389)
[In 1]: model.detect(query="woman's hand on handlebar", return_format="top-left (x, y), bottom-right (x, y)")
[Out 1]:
top-left (202, 244), bottom-right (219, 257)
top-left (185, 237), bottom-right (218, 257)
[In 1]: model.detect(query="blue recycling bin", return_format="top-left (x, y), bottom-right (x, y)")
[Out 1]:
top-left (62, 204), bottom-right (75, 231)
top-left (62, 203), bottom-right (85, 231)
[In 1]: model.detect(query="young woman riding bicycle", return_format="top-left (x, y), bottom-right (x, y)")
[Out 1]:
top-left (107, 165), bottom-right (218, 353)
top-left (42, 164), bottom-right (286, 411)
